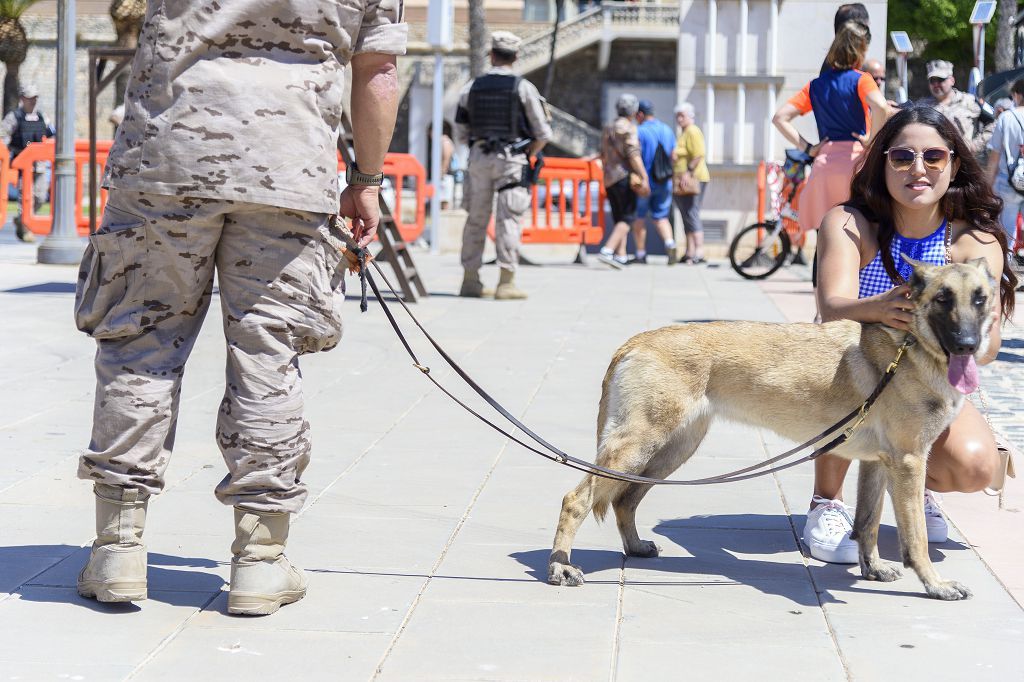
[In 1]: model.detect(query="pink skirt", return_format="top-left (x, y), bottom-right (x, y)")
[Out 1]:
top-left (797, 140), bottom-right (864, 233)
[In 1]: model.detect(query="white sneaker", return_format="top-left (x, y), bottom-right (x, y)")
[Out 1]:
top-left (597, 253), bottom-right (624, 270)
top-left (923, 490), bottom-right (948, 543)
top-left (803, 495), bottom-right (858, 564)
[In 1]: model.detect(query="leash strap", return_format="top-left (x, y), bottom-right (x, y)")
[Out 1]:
top-left (351, 241), bottom-right (912, 485)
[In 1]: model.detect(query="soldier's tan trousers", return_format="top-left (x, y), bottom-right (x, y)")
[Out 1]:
top-left (461, 146), bottom-right (531, 272)
top-left (75, 190), bottom-right (348, 514)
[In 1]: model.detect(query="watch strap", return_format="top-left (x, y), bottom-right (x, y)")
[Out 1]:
top-left (346, 164), bottom-right (384, 187)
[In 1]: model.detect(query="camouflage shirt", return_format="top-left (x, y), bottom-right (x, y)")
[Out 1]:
top-left (104, 0), bottom-right (407, 213)
top-left (600, 116), bottom-right (640, 188)
top-left (919, 88), bottom-right (992, 157)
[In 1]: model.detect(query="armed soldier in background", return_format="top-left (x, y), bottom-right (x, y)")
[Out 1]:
top-left (454, 30), bottom-right (552, 301)
top-left (919, 60), bottom-right (993, 160)
top-left (1, 83), bottom-right (55, 243)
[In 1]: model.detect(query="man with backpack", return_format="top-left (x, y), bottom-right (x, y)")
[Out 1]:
top-left (985, 77), bottom-right (1024, 251)
top-left (631, 100), bottom-right (679, 264)
top-left (1, 83), bottom-right (55, 242)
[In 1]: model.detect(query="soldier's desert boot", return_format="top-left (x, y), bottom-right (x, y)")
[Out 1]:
top-left (228, 508), bottom-right (307, 616)
top-left (77, 484), bottom-right (148, 602)
top-left (494, 269), bottom-right (527, 300)
top-left (459, 268), bottom-right (493, 297)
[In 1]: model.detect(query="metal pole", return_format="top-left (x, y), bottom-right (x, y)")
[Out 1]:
top-left (38, 0), bottom-right (83, 264)
top-left (979, 25), bottom-right (986, 80)
top-left (429, 51), bottom-right (443, 255)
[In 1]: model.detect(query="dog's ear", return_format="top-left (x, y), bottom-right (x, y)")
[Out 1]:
top-left (901, 254), bottom-right (933, 295)
top-left (968, 256), bottom-right (996, 287)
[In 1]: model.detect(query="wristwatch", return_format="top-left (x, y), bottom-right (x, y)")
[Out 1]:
top-left (346, 163), bottom-right (384, 187)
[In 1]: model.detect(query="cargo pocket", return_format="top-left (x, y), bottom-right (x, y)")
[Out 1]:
top-left (74, 205), bottom-right (147, 339)
top-left (295, 225), bottom-right (347, 355)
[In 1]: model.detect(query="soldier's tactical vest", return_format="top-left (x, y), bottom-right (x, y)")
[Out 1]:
top-left (467, 74), bottom-right (528, 144)
top-left (10, 109), bottom-right (49, 158)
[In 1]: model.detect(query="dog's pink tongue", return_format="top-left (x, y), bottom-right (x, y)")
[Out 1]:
top-left (947, 354), bottom-right (979, 394)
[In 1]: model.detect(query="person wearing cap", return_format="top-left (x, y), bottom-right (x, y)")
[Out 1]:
top-left (72, 1), bottom-right (407, 617)
top-left (630, 99), bottom-right (679, 264)
top-left (919, 59), bottom-right (991, 158)
top-left (985, 77), bottom-right (1024, 250)
top-left (1, 83), bottom-right (55, 243)
top-left (596, 93), bottom-right (648, 269)
top-left (454, 30), bottom-right (552, 299)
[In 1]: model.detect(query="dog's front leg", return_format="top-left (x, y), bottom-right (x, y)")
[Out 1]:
top-left (852, 460), bottom-right (902, 582)
top-left (888, 453), bottom-right (972, 601)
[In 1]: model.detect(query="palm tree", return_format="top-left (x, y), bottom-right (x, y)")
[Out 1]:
top-left (994, 0), bottom-right (1016, 73)
top-left (109, 0), bottom-right (146, 106)
top-left (468, 0), bottom-right (487, 78)
top-left (0, 0), bottom-right (39, 114)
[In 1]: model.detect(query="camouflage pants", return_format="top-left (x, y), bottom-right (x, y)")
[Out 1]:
top-left (74, 189), bottom-right (348, 514)
top-left (460, 146), bottom-right (530, 272)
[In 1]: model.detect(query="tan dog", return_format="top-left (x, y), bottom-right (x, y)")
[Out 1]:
top-left (549, 259), bottom-right (996, 600)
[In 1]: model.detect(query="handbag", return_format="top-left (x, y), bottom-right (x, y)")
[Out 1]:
top-left (673, 171), bottom-right (700, 196)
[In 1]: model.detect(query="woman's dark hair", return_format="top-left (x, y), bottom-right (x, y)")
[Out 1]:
top-left (845, 104), bottom-right (1018, 320)
top-left (1011, 77), bottom-right (1024, 100)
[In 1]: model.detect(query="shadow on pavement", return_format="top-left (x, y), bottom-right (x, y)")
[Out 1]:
top-left (1, 545), bottom-right (224, 610)
top-left (4, 282), bottom-right (76, 294)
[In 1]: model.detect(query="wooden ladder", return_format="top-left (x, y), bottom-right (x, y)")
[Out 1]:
top-left (337, 114), bottom-right (428, 302)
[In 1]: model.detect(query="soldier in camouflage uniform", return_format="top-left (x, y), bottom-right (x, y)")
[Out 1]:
top-left (919, 60), bottom-right (992, 159)
top-left (73, 0), bottom-right (406, 616)
top-left (454, 31), bottom-right (552, 300)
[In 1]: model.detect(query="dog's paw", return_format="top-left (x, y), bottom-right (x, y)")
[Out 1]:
top-left (862, 561), bottom-right (902, 582)
top-left (547, 562), bottom-right (585, 587)
top-left (925, 580), bottom-right (972, 601)
top-left (625, 540), bottom-right (661, 558)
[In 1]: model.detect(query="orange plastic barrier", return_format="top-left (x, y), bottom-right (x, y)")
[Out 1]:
top-left (487, 156), bottom-right (606, 246)
top-left (8, 142), bottom-right (432, 240)
top-left (8, 139), bottom-right (112, 236)
top-left (0, 142), bottom-right (10, 228)
top-left (338, 152), bottom-right (432, 243)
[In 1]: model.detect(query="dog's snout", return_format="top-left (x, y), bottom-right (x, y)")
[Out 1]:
top-left (951, 330), bottom-right (979, 355)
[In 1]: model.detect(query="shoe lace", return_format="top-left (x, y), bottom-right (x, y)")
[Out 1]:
top-left (811, 496), bottom-right (853, 535)
top-left (923, 490), bottom-right (943, 518)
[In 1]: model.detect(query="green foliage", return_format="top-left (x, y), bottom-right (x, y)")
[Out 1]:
top-left (0, 0), bottom-right (40, 20)
top-left (888, 0), bottom-right (1010, 91)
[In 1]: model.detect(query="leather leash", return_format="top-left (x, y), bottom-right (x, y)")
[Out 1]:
top-left (347, 239), bottom-right (914, 485)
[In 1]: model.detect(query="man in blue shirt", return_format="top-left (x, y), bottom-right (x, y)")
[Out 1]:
top-left (633, 100), bottom-right (679, 264)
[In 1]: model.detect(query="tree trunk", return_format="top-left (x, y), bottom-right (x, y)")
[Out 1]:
top-left (995, 0), bottom-right (1017, 73)
top-left (3, 62), bottom-right (20, 116)
top-left (468, 0), bottom-right (488, 78)
top-left (543, 0), bottom-right (565, 98)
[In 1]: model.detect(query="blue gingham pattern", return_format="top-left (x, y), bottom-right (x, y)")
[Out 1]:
top-left (858, 220), bottom-right (948, 298)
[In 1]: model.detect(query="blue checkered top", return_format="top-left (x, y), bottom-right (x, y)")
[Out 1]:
top-left (858, 220), bottom-right (948, 298)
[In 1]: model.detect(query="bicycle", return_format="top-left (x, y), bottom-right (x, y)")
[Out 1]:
top-left (729, 149), bottom-right (813, 280)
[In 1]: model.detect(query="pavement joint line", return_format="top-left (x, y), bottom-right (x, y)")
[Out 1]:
top-left (300, 293), bottom-right (514, 514)
top-left (124, 588), bottom-right (223, 680)
top-left (371, 287), bottom-right (590, 679)
top-left (369, 440), bottom-right (509, 680)
top-left (609, 554), bottom-right (627, 682)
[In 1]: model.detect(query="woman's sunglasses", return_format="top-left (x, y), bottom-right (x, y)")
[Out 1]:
top-left (884, 147), bottom-right (955, 172)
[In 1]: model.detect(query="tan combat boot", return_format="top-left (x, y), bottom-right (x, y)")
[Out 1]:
top-left (77, 484), bottom-right (148, 602)
top-left (494, 269), bottom-right (527, 300)
top-left (459, 268), bottom-right (493, 298)
top-left (228, 508), bottom-right (308, 616)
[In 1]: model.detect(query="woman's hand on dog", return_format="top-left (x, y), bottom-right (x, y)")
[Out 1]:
top-left (874, 284), bottom-right (915, 330)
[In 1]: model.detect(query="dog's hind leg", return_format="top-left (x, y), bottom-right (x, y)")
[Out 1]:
top-left (613, 409), bottom-right (711, 558)
top-left (852, 460), bottom-right (901, 582)
top-left (548, 475), bottom-right (598, 586)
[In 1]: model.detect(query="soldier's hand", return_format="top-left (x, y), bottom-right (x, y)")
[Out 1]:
top-left (339, 184), bottom-right (381, 249)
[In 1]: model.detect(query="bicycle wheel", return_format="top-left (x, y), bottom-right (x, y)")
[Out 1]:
top-left (729, 222), bottom-right (791, 280)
